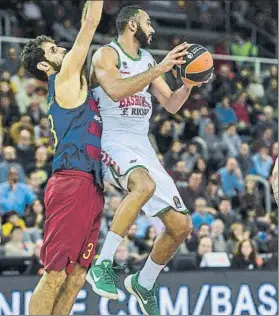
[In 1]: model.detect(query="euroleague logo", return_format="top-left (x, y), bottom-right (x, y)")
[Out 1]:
top-left (186, 53), bottom-right (193, 59)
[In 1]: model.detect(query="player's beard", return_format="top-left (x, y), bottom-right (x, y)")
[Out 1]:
top-left (134, 23), bottom-right (150, 48)
top-left (47, 60), bottom-right (62, 72)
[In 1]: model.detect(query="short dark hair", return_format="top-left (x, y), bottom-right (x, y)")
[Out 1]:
top-left (21, 35), bottom-right (54, 82)
top-left (116, 5), bottom-right (143, 35)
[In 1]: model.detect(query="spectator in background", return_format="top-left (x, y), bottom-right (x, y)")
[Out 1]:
top-left (27, 172), bottom-right (44, 201)
top-left (114, 243), bottom-right (133, 273)
top-left (211, 64), bottom-right (232, 104)
top-left (103, 195), bottom-right (122, 233)
top-left (253, 128), bottom-right (274, 153)
top-left (236, 143), bottom-right (255, 177)
top-left (1, 211), bottom-right (26, 242)
top-left (255, 106), bottom-right (277, 138)
top-left (171, 160), bottom-right (189, 191)
top-left (231, 239), bottom-right (263, 270)
top-left (196, 236), bottom-right (213, 266)
top-left (230, 34), bottom-right (258, 64)
top-left (186, 223), bottom-right (210, 252)
top-left (214, 95), bottom-right (237, 128)
top-left (252, 146), bottom-right (273, 179)
top-left (227, 223), bottom-right (245, 254)
top-left (247, 75), bottom-right (265, 104)
top-left (4, 226), bottom-right (34, 257)
top-left (193, 157), bottom-right (209, 188)
top-left (26, 94), bottom-right (45, 125)
top-left (1, 48), bottom-right (21, 75)
top-left (232, 92), bottom-right (250, 126)
top-left (0, 146), bottom-right (26, 183)
top-left (216, 198), bottom-right (239, 236)
top-left (0, 95), bottom-right (20, 127)
top-left (191, 198), bottom-right (215, 231)
top-left (138, 226), bottom-right (157, 255)
top-left (34, 116), bottom-right (51, 147)
top-left (164, 141), bottom-right (184, 170)
top-left (180, 110), bottom-right (201, 142)
top-left (124, 224), bottom-right (148, 266)
top-left (53, 18), bottom-right (79, 42)
top-left (180, 171), bottom-right (206, 212)
top-left (0, 167), bottom-right (36, 216)
top-left (203, 122), bottom-right (227, 171)
top-left (10, 114), bottom-right (34, 145)
top-left (26, 146), bottom-right (51, 189)
top-left (211, 219), bottom-right (228, 252)
top-left (25, 199), bottom-right (45, 232)
top-left (10, 66), bottom-right (28, 94)
top-left (222, 123), bottom-right (242, 158)
top-left (154, 120), bottom-right (173, 154)
top-left (181, 142), bottom-right (200, 173)
top-left (263, 65), bottom-right (278, 89)
top-left (241, 176), bottom-right (264, 219)
top-left (205, 179), bottom-right (223, 209)
top-left (219, 158), bottom-right (244, 199)
top-left (15, 129), bottom-right (35, 170)
top-left (266, 79), bottom-right (278, 109)
top-left (15, 79), bottom-right (37, 114)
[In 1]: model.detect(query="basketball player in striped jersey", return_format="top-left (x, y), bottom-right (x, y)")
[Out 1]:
top-left (21, 1), bottom-right (104, 315)
top-left (87, 5), bottom-right (210, 315)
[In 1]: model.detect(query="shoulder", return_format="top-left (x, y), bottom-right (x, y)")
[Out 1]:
top-left (93, 46), bottom-right (119, 64)
top-left (140, 49), bottom-right (156, 65)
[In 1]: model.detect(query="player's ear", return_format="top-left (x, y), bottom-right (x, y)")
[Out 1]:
top-left (37, 61), bottom-right (49, 72)
top-left (128, 20), bottom-right (137, 33)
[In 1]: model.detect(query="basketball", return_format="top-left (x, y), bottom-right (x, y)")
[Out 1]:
top-left (172, 44), bottom-right (214, 86)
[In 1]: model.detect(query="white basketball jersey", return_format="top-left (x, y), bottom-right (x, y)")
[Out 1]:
top-left (92, 40), bottom-right (155, 141)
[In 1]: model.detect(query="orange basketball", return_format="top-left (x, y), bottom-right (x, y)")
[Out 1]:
top-left (172, 44), bottom-right (214, 86)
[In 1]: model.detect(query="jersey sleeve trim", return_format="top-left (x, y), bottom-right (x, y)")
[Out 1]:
top-left (105, 44), bottom-right (121, 69)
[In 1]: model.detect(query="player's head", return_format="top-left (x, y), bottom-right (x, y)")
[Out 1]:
top-left (21, 35), bottom-right (67, 82)
top-left (116, 5), bottom-right (155, 48)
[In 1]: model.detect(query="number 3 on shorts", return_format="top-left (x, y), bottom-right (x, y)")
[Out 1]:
top-left (83, 242), bottom-right (94, 260)
top-left (48, 114), bottom-right (58, 149)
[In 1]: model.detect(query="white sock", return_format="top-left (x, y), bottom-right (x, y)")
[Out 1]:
top-left (96, 231), bottom-right (123, 264)
top-left (138, 256), bottom-right (165, 290)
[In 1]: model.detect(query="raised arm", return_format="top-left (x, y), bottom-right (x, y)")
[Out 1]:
top-left (59, 0), bottom-right (103, 80)
top-left (92, 42), bottom-right (188, 102)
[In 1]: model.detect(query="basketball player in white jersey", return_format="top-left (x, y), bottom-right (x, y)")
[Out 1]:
top-left (87, 6), bottom-right (210, 314)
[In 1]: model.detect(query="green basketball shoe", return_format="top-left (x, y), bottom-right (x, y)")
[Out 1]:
top-left (124, 271), bottom-right (160, 315)
top-left (86, 259), bottom-right (118, 300)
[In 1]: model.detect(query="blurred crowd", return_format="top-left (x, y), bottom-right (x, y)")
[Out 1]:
top-left (0, 1), bottom-right (278, 276)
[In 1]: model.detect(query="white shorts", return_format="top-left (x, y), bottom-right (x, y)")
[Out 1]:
top-left (101, 140), bottom-right (189, 218)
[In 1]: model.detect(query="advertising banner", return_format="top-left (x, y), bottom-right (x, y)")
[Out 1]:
top-left (0, 271), bottom-right (277, 315)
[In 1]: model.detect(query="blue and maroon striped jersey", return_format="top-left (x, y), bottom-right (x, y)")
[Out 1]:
top-left (47, 73), bottom-right (102, 187)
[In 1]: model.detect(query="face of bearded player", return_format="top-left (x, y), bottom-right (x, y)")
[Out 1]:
top-left (134, 11), bottom-right (155, 48)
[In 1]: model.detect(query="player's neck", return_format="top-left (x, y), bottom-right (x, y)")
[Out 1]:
top-left (117, 35), bottom-right (140, 59)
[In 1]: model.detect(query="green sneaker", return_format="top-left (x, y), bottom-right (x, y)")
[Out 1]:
top-left (86, 259), bottom-right (118, 300)
top-left (124, 272), bottom-right (159, 315)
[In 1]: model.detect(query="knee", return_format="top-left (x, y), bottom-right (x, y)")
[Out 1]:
top-left (67, 265), bottom-right (86, 290)
top-left (130, 169), bottom-right (156, 200)
top-left (170, 215), bottom-right (193, 241)
top-left (44, 270), bottom-right (67, 289)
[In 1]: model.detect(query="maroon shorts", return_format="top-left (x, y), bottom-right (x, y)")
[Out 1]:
top-left (41, 170), bottom-right (104, 274)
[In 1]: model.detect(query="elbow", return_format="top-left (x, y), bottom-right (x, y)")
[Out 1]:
top-left (106, 89), bottom-right (122, 102)
top-left (167, 107), bottom-right (178, 115)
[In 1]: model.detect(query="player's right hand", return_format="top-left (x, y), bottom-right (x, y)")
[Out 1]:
top-left (158, 42), bottom-right (190, 73)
